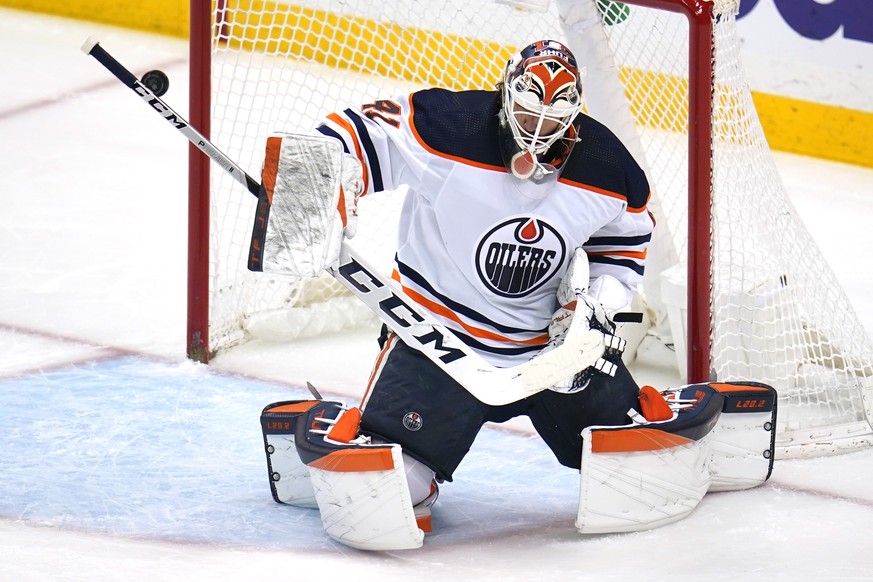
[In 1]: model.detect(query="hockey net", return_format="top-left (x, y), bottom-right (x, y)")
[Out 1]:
top-left (190, 0), bottom-right (873, 457)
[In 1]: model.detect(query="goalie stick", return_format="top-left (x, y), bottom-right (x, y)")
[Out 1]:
top-left (81, 37), bottom-right (610, 406)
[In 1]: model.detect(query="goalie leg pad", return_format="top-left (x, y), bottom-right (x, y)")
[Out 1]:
top-left (577, 385), bottom-right (724, 534)
top-left (706, 382), bottom-right (777, 492)
top-left (260, 399), bottom-right (331, 508)
top-left (295, 401), bottom-right (425, 551)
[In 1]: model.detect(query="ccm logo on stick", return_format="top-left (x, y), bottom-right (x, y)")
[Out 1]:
top-left (133, 83), bottom-right (187, 128)
top-left (338, 259), bottom-right (466, 364)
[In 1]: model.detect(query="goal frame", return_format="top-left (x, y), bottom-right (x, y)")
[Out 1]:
top-left (185, 0), bottom-right (717, 379)
top-left (188, 0), bottom-right (212, 364)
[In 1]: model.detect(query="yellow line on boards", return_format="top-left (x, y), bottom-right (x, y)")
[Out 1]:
top-left (3, 0), bottom-right (870, 167)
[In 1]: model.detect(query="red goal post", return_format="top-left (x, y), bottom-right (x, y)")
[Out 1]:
top-left (187, 0), bottom-right (873, 457)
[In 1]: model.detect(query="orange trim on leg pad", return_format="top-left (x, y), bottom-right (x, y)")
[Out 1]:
top-left (591, 427), bottom-right (693, 453)
top-left (307, 447), bottom-right (397, 472)
top-left (265, 401), bottom-right (321, 415)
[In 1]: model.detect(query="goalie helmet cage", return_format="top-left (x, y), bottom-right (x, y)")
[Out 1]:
top-left (187, 0), bottom-right (873, 458)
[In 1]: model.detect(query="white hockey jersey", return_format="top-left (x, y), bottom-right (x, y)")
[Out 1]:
top-left (316, 89), bottom-right (653, 367)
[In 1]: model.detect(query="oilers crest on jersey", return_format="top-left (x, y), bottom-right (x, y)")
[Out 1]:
top-left (476, 217), bottom-right (565, 298)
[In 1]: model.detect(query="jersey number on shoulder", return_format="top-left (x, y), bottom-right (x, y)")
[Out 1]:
top-left (362, 100), bottom-right (401, 128)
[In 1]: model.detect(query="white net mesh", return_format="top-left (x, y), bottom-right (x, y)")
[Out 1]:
top-left (201, 0), bottom-right (873, 456)
top-left (707, 6), bottom-right (873, 455)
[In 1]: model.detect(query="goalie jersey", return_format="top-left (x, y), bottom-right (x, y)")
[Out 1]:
top-left (316, 89), bottom-right (653, 368)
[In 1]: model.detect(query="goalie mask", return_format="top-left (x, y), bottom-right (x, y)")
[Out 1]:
top-left (500, 40), bottom-right (584, 181)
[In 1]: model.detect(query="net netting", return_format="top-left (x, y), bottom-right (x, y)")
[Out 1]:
top-left (202, 0), bottom-right (873, 456)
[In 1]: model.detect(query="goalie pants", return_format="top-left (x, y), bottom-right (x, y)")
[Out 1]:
top-left (359, 329), bottom-right (641, 482)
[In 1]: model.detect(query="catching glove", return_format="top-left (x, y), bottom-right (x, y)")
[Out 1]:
top-left (545, 249), bottom-right (627, 394)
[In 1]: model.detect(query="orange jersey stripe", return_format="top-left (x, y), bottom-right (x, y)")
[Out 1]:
top-left (587, 249), bottom-right (648, 260)
top-left (327, 112), bottom-right (370, 194)
top-left (361, 331), bottom-right (398, 406)
top-left (559, 177), bottom-right (651, 213)
top-left (391, 271), bottom-right (549, 346)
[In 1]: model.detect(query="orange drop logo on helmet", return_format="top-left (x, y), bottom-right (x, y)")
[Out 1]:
top-left (475, 217), bottom-right (566, 297)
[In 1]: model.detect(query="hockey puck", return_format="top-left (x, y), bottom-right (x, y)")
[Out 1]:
top-left (141, 69), bottom-right (170, 97)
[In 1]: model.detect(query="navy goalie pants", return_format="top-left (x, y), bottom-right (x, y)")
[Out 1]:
top-left (359, 328), bottom-right (642, 482)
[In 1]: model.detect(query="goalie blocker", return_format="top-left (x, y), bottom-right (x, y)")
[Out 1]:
top-left (261, 381), bottom-right (776, 550)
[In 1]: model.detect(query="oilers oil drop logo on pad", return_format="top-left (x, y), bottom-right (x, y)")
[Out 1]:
top-left (475, 217), bottom-right (565, 298)
top-left (403, 412), bottom-right (423, 432)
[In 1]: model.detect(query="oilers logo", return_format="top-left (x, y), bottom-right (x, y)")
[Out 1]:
top-left (475, 217), bottom-right (565, 297)
top-left (402, 411), bottom-right (423, 432)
